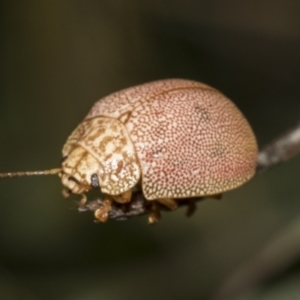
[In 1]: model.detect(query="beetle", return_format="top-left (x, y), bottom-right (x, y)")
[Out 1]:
top-left (0, 79), bottom-right (258, 223)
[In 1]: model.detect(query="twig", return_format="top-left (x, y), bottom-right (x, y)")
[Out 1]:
top-left (78, 191), bottom-right (204, 221)
top-left (211, 217), bottom-right (300, 300)
top-left (256, 121), bottom-right (300, 173)
top-left (78, 192), bottom-right (149, 220)
top-left (78, 121), bottom-right (300, 221)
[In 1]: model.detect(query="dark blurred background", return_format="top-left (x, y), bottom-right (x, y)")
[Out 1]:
top-left (1, 1), bottom-right (300, 300)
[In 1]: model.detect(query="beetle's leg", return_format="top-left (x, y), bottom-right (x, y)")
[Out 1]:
top-left (148, 202), bottom-right (161, 224)
top-left (112, 189), bottom-right (132, 203)
top-left (156, 198), bottom-right (178, 210)
top-left (62, 188), bottom-right (70, 198)
top-left (209, 194), bottom-right (222, 200)
top-left (94, 199), bottom-right (112, 223)
top-left (78, 193), bottom-right (87, 207)
top-left (185, 200), bottom-right (197, 217)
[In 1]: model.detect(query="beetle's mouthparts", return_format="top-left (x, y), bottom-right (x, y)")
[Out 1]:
top-left (61, 173), bottom-right (89, 195)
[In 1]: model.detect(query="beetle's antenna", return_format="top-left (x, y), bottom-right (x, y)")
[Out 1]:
top-left (0, 168), bottom-right (61, 178)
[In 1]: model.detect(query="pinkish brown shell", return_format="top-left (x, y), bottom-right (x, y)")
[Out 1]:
top-left (80, 79), bottom-right (257, 200)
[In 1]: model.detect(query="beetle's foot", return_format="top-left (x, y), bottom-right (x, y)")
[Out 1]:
top-left (113, 189), bottom-right (132, 203)
top-left (62, 188), bottom-right (71, 198)
top-left (157, 198), bottom-right (178, 210)
top-left (78, 193), bottom-right (87, 207)
top-left (94, 199), bottom-right (112, 223)
top-left (148, 202), bottom-right (161, 224)
top-left (185, 200), bottom-right (197, 217)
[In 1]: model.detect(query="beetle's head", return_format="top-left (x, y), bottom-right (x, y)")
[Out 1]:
top-left (0, 145), bottom-right (102, 199)
top-left (60, 146), bottom-right (100, 195)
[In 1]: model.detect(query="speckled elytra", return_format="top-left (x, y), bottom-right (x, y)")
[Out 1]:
top-left (0, 79), bottom-right (258, 223)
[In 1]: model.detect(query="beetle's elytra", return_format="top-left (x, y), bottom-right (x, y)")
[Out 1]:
top-left (0, 79), bottom-right (258, 223)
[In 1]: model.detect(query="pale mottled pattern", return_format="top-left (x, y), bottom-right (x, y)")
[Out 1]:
top-left (62, 121), bottom-right (91, 156)
top-left (62, 117), bottom-right (140, 196)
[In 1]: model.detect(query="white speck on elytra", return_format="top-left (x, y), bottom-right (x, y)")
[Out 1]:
top-left (110, 174), bottom-right (119, 182)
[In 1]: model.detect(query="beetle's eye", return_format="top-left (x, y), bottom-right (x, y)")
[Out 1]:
top-left (68, 176), bottom-right (80, 184)
top-left (91, 173), bottom-right (99, 189)
top-left (61, 155), bottom-right (68, 163)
